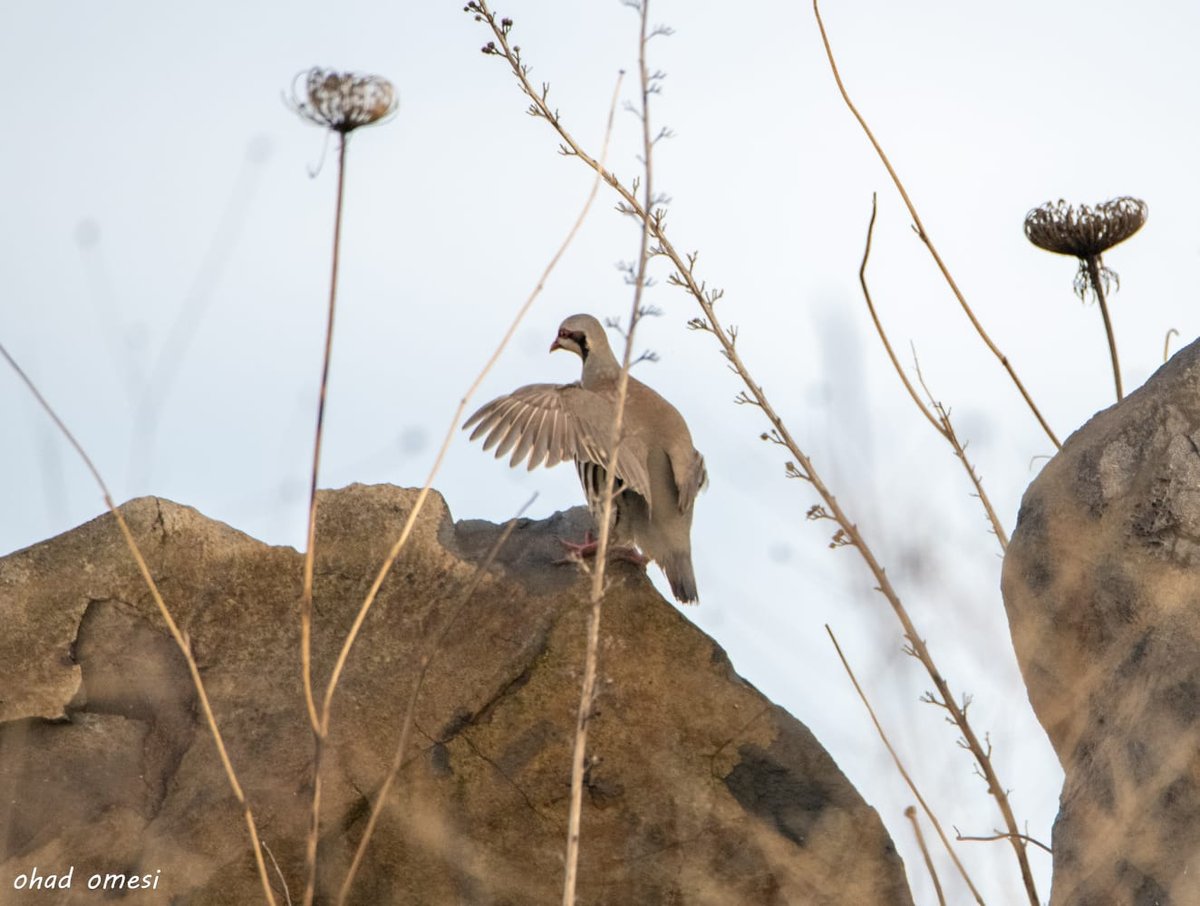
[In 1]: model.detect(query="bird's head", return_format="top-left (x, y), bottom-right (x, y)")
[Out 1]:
top-left (549, 314), bottom-right (605, 362)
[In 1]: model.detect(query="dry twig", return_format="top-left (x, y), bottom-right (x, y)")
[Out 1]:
top-left (562, 5), bottom-right (662, 903)
top-left (812, 0), bottom-right (1060, 451)
top-left (287, 67), bottom-right (398, 906)
top-left (905, 806), bottom-right (948, 906)
top-left (336, 495), bottom-right (536, 905)
top-left (0, 343), bottom-right (279, 906)
top-left (858, 195), bottom-right (1008, 551)
top-left (470, 7), bottom-right (1039, 903)
top-left (827, 626), bottom-right (983, 904)
top-left (301, 62), bottom-right (623, 903)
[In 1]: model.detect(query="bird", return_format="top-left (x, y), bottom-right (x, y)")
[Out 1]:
top-left (462, 314), bottom-right (706, 603)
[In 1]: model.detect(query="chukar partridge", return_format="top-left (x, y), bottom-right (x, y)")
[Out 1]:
top-left (463, 314), bottom-right (706, 603)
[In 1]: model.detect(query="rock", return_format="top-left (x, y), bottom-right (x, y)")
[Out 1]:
top-left (1003, 340), bottom-right (1200, 905)
top-left (0, 484), bottom-right (912, 904)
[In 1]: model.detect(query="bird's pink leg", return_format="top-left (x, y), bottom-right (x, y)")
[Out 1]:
top-left (555, 531), bottom-right (647, 567)
top-left (555, 531), bottom-right (598, 563)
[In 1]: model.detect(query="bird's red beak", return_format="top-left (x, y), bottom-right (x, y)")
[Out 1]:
top-left (549, 337), bottom-right (563, 353)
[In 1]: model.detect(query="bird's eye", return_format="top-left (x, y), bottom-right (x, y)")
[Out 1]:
top-left (559, 328), bottom-right (570, 338)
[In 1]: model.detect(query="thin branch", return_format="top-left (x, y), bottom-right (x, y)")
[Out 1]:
top-left (859, 196), bottom-right (1008, 551)
top-left (1164, 328), bottom-right (1179, 363)
top-left (956, 830), bottom-right (1053, 856)
top-left (858, 193), bottom-right (942, 436)
top-left (301, 129), bottom-right (351, 906)
top-left (474, 9), bottom-right (1038, 904)
top-left (911, 352), bottom-right (1010, 552)
top-left (0, 342), bottom-right (278, 906)
top-left (564, 6), bottom-right (656, 903)
top-left (1086, 254), bottom-right (1123, 401)
top-left (306, 64), bottom-right (623, 906)
top-left (263, 841), bottom-right (294, 906)
top-left (336, 495), bottom-right (536, 905)
top-left (827, 626), bottom-right (984, 905)
top-left (812, 0), bottom-right (1060, 451)
top-left (905, 806), bottom-right (947, 906)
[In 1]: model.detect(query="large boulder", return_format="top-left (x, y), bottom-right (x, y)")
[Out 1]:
top-left (0, 484), bottom-right (912, 904)
top-left (1003, 340), bottom-right (1200, 904)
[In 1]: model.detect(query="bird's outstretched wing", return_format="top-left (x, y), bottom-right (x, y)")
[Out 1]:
top-left (463, 383), bottom-right (653, 504)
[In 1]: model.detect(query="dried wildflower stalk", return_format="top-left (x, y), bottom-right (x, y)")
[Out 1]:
top-left (905, 806), bottom-right (949, 906)
top-left (289, 68), bottom-right (397, 133)
top-left (288, 66), bottom-right (397, 906)
top-left (289, 62), bottom-right (623, 905)
top-left (0, 343), bottom-right (279, 906)
top-left (1025, 197), bottom-right (1147, 401)
top-left (558, 5), bottom-right (664, 903)
top-left (859, 194), bottom-right (1008, 552)
top-left (336, 495), bottom-right (536, 906)
top-left (811, 1), bottom-right (1060, 450)
top-left (827, 625), bottom-right (981, 904)
top-left (471, 5), bottom-right (1040, 903)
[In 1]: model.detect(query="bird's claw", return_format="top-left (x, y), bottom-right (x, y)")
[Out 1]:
top-left (554, 532), bottom-right (647, 568)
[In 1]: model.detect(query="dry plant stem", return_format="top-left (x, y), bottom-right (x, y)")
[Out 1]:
top-left (811, 0), bottom-right (1061, 451)
top-left (1086, 255), bottom-right (1123, 401)
top-left (301, 68), bottom-right (621, 905)
top-left (905, 806), bottom-right (948, 906)
top-left (563, 9), bottom-right (655, 905)
top-left (263, 842), bottom-right (294, 906)
top-left (475, 8), bottom-right (1037, 902)
top-left (336, 497), bottom-right (535, 906)
top-left (958, 831), bottom-right (1053, 856)
top-left (911, 355), bottom-right (1009, 552)
top-left (827, 625), bottom-right (983, 905)
top-left (475, 14), bottom-right (1036, 904)
top-left (316, 70), bottom-right (622, 728)
top-left (1164, 328), bottom-right (1179, 364)
top-left (858, 195), bottom-right (1008, 551)
top-left (301, 132), bottom-right (349, 906)
top-left (0, 342), bottom-right (278, 906)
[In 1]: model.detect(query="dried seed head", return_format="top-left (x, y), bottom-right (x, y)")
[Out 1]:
top-left (289, 68), bottom-right (397, 134)
top-left (1024, 197), bottom-right (1147, 259)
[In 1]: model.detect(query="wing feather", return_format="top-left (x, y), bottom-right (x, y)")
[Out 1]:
top-left (462, 383), bottom-right (653, 503)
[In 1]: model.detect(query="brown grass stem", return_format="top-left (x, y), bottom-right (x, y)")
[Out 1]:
top-left (336, 496), bottom-right (535, 905)
top-left (858, 194), bottom-right (1008, 551)
top-left (562, 7), bottom-right (656, 905)
top-left (905, 805), bottom-right (948, 906)
top-left (472, 11), bottom-right (1037, 902)
top-left (911, 354), bottom-right (1009, 551)
top-left (0, 341), bottom-right (278, 906)
top-left (858, 194), bottom-right (942, 436)
top-left (812, 0), bottom-right (1061, 451)
top-left (957, 830), bottom-right (1053, 856)
top-left (1086, 255), bottom-right (1123, 400)
top-left (301, 131), bottom-right (349, 906)
top-left (1164, 328), bottom-right (1179, 363)
top-left (294, 64), bottom-right (621, 906)
top-left (827, 626), bottom-right (983, 904)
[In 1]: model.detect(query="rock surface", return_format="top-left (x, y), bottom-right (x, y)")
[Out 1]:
top-left (1004, 339), bottom-right (1200, 905)
top-left (0, 484), bottom-right (912, 904)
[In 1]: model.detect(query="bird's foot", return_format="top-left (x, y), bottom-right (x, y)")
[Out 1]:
top-left (609, 545), bottom-right (648, 567)
top-left (555, 531), bottom-right (597, 564)
top-left (554, 533), bottom-right (647, 568)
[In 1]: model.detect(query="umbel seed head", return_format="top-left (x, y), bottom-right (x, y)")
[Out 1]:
top-left (289, 68), bottom-right (397, 134)
top-left (1024, 197), bottom-right (1147, 259)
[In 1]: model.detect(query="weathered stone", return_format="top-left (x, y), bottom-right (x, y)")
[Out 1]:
top-left (0, 484), bottom-right (912, 904)
top-left (1004, 338), bottom-right (1200, 905)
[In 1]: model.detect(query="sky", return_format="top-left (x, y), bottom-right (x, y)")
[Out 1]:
top-left (3, 2), bottom-right (1199, 902)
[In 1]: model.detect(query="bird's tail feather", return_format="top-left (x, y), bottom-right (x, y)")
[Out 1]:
top-left (661, 552), bottom-right (699, 605)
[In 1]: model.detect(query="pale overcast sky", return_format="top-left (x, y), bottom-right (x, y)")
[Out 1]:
top-left (3, 2), bottom-right (1198, 902)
